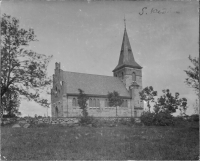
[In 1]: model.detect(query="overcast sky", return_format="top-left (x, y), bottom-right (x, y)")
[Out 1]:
top-left (2, 0), bottom-right (199, 116)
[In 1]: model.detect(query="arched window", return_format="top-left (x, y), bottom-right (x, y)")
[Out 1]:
top-left (94, 99), bottom-right (96, 107)
top-left (123, 100), bottom-right (125, 107)
top-left (97, 99), bottom-right (100, 107)
top-left (121, 100), bottom-right (124, 107)
top-left (105, 99), bottom-right (107, 107)
top-left (55, 107), bottom-right (58, 117)
top-left (132, 72), bottom-right (136, 81)
top-left (89, 98), bottom-right (92, 107)
top-left (106, 99), bottom-right (110, 107)
top-left (134, 111), bottom-right (137, 117)
top-left (125, 100), bottom-right (128, 107)
top-left (76, 98), bottom-right (79, 107)
top-left (72, 98), bottom-right (76, 106)
top-left (92, 99), bottom-right (95, 107)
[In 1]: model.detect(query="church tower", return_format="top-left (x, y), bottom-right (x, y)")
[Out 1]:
top-left (113, 18), bottom-right (143, 110)
top-left (113, 19), bottom-right (142, 90)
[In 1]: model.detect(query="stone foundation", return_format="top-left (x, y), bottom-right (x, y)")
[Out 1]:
top-left (1, 117), bottom-right (140, 125)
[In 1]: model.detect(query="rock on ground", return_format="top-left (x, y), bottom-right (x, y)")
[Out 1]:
top-left (23, 123), bottom-right (30, 128)
top-left (12, 124), bottom-right (21, 128)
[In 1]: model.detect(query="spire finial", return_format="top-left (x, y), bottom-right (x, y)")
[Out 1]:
top-left (124, 15), bottom-right (126, 29)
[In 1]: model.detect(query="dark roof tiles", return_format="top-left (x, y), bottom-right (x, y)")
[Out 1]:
top-left (113, 28), bottom-right (142, 72)
top-left (63, 71), bottom-right (130, 97)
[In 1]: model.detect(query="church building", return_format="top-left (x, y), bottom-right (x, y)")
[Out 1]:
top-left (51, 24), bottom-right (144, 117)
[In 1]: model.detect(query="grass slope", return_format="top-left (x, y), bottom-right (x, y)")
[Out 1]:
top-left (1, 124), bottom-right (199, 160)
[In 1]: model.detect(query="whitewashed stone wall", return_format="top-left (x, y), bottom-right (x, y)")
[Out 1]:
top-left (62, 96), bottom-right (140, 117)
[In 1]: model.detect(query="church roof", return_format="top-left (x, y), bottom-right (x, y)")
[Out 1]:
top-left (63, 71), bottom-right (131, 98)
top-left (113, 28), bottom-right (142, 72)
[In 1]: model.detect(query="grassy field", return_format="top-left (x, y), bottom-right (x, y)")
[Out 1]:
top-left (1, 123), bottom-right (199, 160)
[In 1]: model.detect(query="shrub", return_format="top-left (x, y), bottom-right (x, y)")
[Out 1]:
top-left (140, 111), bottom-right (155, 126)
top-left (79, 116), bottom-right (94, 125)
top-left (119, 118), bottom-right (125, 125)
top-left (173, 116), bottom-right (189, 127)
top-left (154, 111), bottom-right (174, 126)
top-left (190, 114), bottom-right (199, 122)
top-left (118, 118), bottom-right (131, 126)
top-left (91, 119), bottom-right (107, 127)
top-left (173, 116), bottom-right (184, 122)
top-left (130, 117), bottom-right (135, 124)
top-left (141, 111), bottom-right (174, 126)
top-left (3, 114), bottom-right (18, 118)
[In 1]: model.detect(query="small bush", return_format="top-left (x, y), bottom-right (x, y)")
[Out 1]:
top-left (154, 112), bottom-right (174, 126)
top-left (3, 114), bottom-right (18, 118)
top-left (79, 116), bottom-right (94, 125)
top-left (173, 116), bottom-right (193, 127)
top-left (141, 111), bottom-right (174, 126)
top-left (91, 119), bottom-right (104, 127)
top-left (175, 116), bottom-right (184, 121)
top-left (119, 118), bottom-right (129, 125)
top-left (130, 117), bottom-right (135, 124)
top-left (189, 114), bottom-right (199, 122)
top-left (140, 111), bottom-right (155, 126)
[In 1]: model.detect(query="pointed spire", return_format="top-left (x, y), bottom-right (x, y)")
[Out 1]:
top-left (124, 15), bottom-right (126, 29)
top-left (113, 22), bottom-right (142, 72)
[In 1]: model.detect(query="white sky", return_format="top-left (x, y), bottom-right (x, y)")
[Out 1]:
top-left (2, 0), bottom-right (199, 116)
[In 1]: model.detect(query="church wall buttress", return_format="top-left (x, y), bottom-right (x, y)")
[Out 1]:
top-left (135, 69), bottom-right (143, 109)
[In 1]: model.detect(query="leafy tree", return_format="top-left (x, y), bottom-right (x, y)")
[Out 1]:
top-left (1, 14), bottom-right (52, 116)
top-left (77, 89), bottom-right (89, 117)
top-left (1, 87), bottom-right (20, 117)
top-left (107, 91), bottom-right (123, 116)
top-left (156, 89), bottom-right (187, 114)
top-left (139, 86), bottom-right (157, 112)
top-left (184, 55), bottom-right (199, 95)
